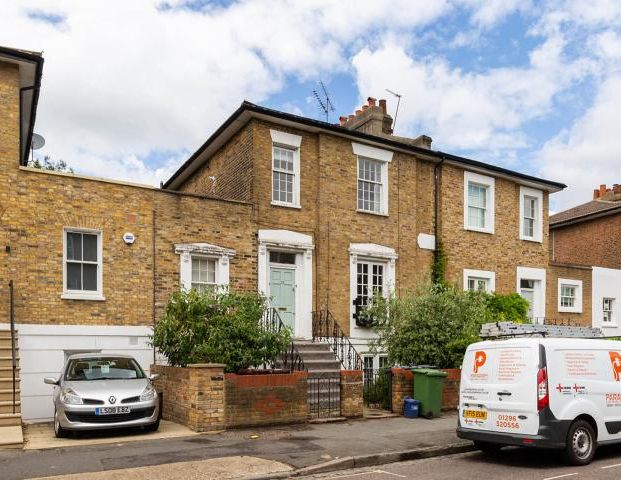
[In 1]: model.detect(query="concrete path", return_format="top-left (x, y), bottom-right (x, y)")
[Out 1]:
top-left (23, 420), bottom-right (198, 450)
top-left (0, 414), bottom-right (464, 480)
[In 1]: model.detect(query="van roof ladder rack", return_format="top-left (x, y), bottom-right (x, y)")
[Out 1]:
top-left (480, 321), bottom-right (607, 340)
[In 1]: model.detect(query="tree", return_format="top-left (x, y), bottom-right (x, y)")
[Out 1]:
top-left (28, 155), bottom-right (73, 173)
top-left (151, 289), bottom-right (292, 373)
top-left (368, 283), bottom-right (490, 368)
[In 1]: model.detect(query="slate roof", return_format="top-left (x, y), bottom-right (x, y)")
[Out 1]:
top-left (550, 199), bottom-right (621, 227)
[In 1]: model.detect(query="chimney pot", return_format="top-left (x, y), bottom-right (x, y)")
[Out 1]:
top-left (355, 109), bottom-right (363, 116)
top-left (348, 114), bottom-right (355, 121)
top-left (367, 97), bottom-right (377, 107)
top-left (339, 116), bottom-right (348, 126)
top-left (362, 105), bottom-right (369, 111)
top-left (614, 184), bottom-right (621, 194)
top-left (378, 99), bottom-right (387, 114)
top-left (600, 184), bottom-right (607, 195)
top-left (594, 189), bottom-right (601, 199)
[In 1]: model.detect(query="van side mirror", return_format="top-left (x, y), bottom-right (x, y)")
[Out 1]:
top-left (149, 373), bottom-right (160, 382)
top-left (43, 377), bottom-right (59, 385)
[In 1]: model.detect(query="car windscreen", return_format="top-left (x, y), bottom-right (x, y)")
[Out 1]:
top-left (64, 357), bottom-right (145, 381)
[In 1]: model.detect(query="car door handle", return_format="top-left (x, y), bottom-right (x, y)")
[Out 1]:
top-left (497, 391), bottom-right (512, 396)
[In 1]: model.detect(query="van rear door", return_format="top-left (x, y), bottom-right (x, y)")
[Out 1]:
top-left (460, 341), bottom-right (540, 435)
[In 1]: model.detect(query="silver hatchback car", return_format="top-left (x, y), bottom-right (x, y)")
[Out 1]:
top-left (44, 353), bottom-right (160, 438)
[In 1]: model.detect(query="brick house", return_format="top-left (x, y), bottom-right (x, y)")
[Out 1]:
top-left (0, 46), bottom-right (566, 422)
top-left (546, 184), bottom-right (621, 333)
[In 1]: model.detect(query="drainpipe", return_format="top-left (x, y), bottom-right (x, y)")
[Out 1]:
top-left (434, 157), bottom-right (445, 251)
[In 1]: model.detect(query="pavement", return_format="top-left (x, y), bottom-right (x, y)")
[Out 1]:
top-left (23, 420), bottom-right (198, 450)
top-left (0, 413), bottom-right (468, 480)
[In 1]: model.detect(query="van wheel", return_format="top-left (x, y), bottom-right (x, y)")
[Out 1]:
top-left (474, 441), bottom-right (501, 453)
top-left (563, 420), bottom-right (596, 466)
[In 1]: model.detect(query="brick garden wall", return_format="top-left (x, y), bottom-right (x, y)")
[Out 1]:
top-left (340, 370), bottom-right (363, 418)
top-left (224, 371), bottom-right (308, 428)
top-left (151, 363), bottom-right (226, 432)
top-left (391, 368), bottom-right (461, 414)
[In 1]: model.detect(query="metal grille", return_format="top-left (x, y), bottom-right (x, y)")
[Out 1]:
top-left (65, 407), bottom-right (155, 424)
top-left (307, 373), bottom-right (341, 419)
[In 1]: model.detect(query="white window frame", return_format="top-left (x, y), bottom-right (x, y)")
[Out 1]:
top-left (175, 243), bottom-right (235, 291)
top-left (352, 142), bottom-right (392, 216)
top-left (463, 269), bottom-right (496, 293)
top-left (519, 186), bottom-right (543, 243)
top-left (558, 278), bottom-right (583, 313)
top-left (603, 297), bottom-right (615, 324)
top-left (464, 171), bottom-right (495, 234)
top-left (270, 129), bottom-right (302, 209)
top-left (61, 227), bottom-right (104, 301)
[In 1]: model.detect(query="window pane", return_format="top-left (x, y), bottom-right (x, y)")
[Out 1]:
top-left (468, 206), bottom-right (485, 228)
top-left (468, 184), bottom-right (486, 208)
top-left (82, 264), bottom-right (98, 291)
top-left (66, 232), bottom-right (82, 261)
top-left (67, 262), bottom-right (82, 290)
top-left (83, 234), bottom-right (98, 262)
top-left (207, 260), bottom-right (216, 283)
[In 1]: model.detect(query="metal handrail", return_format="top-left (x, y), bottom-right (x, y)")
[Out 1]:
top-left (312, 309), bottom-right (363, 371)
top-left (9, 281), bottom-right (16, 414)
top-left (260, 307), bottom-right (306, 372)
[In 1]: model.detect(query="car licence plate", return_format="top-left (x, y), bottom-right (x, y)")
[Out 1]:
top-left (95, 406), bottom-right (131, 416)
top-left (463, 409), bottom-right (487, 420)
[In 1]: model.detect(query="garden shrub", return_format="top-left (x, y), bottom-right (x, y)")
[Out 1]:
top-left (151, 289), bottom-right (291, 373)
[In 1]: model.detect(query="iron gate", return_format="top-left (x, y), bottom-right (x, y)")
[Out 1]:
top-left (363, 368), bottom-right (392, 411)
top-left (307, 372), bottom-right (341, 419)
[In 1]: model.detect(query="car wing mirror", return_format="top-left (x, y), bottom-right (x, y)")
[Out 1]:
top-left (149, 373), bottom-right (160, 382)
top-left (43, 377), bottom-right (59, 385)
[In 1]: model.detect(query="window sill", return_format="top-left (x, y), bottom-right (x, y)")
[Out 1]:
top-left (271, 201), bottom-right (301, 209)
top-left (464, 226), bottom-right (494, 235)
top-left (357, 209), bottom-right (388, 217)
top-left (61, 293), bottom-right (106, 301)
top-left (520, 235), bottom-right (543, 244)
top-left (602, 324), bottom-right (618, 328)
top-left (558, 307), bottom-right (582, 314)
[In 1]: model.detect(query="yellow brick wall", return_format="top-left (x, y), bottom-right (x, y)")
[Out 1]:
top-left (440, 164), bottom-right (550, 293)
top-left (547, 263), bottom-right (592, 326)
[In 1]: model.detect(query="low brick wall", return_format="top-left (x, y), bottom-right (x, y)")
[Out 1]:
top-left (224, 371), bottom-right (308, 428)
top-left (151, 363), bottom-right (225, 432)
top-left (340, 370), bottom-right (363, 418)
top-left (391, 367), bottom-right (461, 415)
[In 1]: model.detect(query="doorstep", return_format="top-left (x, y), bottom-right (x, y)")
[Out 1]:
top-left (0, 425), bottom-right (23, 449)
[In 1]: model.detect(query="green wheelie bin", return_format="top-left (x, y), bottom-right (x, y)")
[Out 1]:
top-left (411, 368), bottom-right (448, 419)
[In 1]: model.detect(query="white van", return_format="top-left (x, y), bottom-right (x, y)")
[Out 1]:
top-left (457, 337), bottom-right (621, 465)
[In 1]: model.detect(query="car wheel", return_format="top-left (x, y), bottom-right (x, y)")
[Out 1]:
top-left (144, 418), bottom-right (160, 432)
top-left (474, 440), bottom-right (502, 454)
top-left (54, 409), bottom-right (68, 438)
top-left (563, 420), bottom-right (596, 466)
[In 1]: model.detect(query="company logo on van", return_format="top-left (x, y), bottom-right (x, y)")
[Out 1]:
top-left (609, 352), bottom-right (621, 381)
top-left (473, 351), bottom-right (487, 373)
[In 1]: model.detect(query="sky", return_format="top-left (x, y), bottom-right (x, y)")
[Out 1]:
top-left (1, 0), bottom-right (621, 212)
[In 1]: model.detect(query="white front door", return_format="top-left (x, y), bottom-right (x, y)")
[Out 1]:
top-left (519, 279), bottom-right (541, 323)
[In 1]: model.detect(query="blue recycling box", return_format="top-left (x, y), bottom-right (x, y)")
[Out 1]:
top-left (403, 397), bottom-right (420, 418)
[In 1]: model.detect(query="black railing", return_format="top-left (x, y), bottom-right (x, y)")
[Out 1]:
top-left (9, 280), bottom-right (17, 414)
top-left (260, 308), bottom-right (306, 372)
top-left (312, 309), bottom-right (363, 371)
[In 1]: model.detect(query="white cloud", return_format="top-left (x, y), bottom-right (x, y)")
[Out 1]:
top-left (351, 34), bottom-right (590, 154)
top-left (0, 0), bottom-right (450, 185)
top-left (536, 74), bottom-right (621, 211)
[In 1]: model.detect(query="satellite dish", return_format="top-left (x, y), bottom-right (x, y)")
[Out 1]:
top-left (31, 133), bottom-right (45, 150)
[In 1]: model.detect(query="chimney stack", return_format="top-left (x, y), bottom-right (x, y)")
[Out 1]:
top-left (338, 97), bottom-right (393, 136)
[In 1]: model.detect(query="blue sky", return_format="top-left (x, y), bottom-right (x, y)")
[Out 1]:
top-left (2, 0), bottom-right (621, 211)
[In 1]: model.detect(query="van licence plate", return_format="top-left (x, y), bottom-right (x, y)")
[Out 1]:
top-left (95, 406), bottom-right (131, 416)
top-left (463, 409), bottom-right (487, 420)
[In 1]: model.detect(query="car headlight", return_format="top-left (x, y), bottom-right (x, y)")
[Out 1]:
top-left (140, 383), bottom-right (156, 401)
top-left (60, 387), bottom-right (83, 405)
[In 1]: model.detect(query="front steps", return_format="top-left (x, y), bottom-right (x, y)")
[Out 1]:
top-left (290, 340), bottom-right (343, 419)
top-left (0, 330), bottom-right (23, 449)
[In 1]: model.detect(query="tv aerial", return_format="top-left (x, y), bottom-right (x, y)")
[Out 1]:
top-left (385, 89), bottom-right (403, 132)
top-left (313, 80), bottom-right (335, 122)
